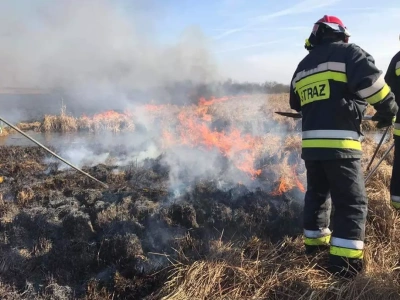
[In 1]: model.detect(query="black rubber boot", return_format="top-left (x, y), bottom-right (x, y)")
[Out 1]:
top-left (305, 244), bottom-right (329, 255)
top-left (327, 255), bottom-right (363, 278)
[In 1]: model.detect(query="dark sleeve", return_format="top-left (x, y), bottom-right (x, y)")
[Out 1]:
top-left (289, 70), bottom-right (301, 112)
top-left (384, 52), bottom-right (400, 109)
top-left (345, 44), bottom-right (398, 118)
top-left (384, 55), bottom-right (396, 90)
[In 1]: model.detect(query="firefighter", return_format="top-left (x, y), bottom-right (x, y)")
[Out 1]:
top-left (289, 15), bottom-right (398, 277)
top-left (384, 45), bottom-right (400, 209)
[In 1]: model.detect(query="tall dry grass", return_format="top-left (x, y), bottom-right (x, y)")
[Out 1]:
top-left (41, 105), bottom-right (78, 132)
top-left (40, 105), bottom-right (135, 133)
top-left (156, 135), bottom-right (400, 300)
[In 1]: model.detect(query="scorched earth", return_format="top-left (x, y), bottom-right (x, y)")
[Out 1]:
top-left (0, 93), bottom-right (398, 300)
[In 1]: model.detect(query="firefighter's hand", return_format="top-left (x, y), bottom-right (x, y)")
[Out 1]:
top-left (371, 113), bottom-right (394, 128)
top-left (376, 119), bottom-right (393, 129)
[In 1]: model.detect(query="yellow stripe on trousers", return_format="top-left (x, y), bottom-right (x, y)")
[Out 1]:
top-left (392, 201), bottom-right (400, 209)
top-left (304, 235), bottom-right (331, 246)
top-left (330, 246), bottom-right (363, 259)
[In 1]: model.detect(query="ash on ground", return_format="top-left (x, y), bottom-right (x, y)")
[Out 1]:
top-left (0, 145), bottom-right (304, 299)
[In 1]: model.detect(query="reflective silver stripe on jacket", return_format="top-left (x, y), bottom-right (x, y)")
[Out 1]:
top-left (304, 228), bottom-right (331, 238)
top-left (356, 73), bottom-right (386, 99)
top-left (396, 61), bottom-right (400, 69)
top-left (394, 124), bottom-right (400, 130)
top-left (292, 62), bottom-right (346, 87)
top-left (391, 195), bottom-right (400, 203)
top-left (302, 130), bottom-right (360, 140)
top-left (330, 237), bottom-right (364, 249)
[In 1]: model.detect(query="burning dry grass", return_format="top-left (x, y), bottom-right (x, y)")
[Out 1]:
top-left (154, 137), bottom-right (400, 300)
top-left (0, 93), bottom-right (385, 138)
top-left (0, 94), bottom-right (399, 299)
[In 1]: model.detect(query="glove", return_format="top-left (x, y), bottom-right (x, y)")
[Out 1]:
top-left (371, 113), bottom-right (395, 129)
top-left (304, 38), bottom-right (313, 51)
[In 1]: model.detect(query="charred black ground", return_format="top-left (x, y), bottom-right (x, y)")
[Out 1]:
top-left (0, 145), bottom-right (304, 299)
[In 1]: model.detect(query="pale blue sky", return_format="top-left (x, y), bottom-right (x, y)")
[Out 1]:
top-left (3, 0), bottom-right (400, 87)
top-left (136, 0), bottom-right (400, 84)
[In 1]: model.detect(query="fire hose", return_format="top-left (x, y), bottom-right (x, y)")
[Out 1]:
top-left (0, 116), bottom-right (109, 189)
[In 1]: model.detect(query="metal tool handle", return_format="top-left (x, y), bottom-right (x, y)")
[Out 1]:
top-left (366, 125), bottom-right (391, 171)
top-left (365, 142), bottom-right (394, 182)
top-left (0, 117), bottom-right (109, 188)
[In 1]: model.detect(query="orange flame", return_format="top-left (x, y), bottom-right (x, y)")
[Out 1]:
top-left (292, 166), bottom-right (305, 192)
top-left (271, 177), bottom-right (292, 196)
top-left (81, 110), bottom-right (132, 121)
top-left (271, 167), bottom-right (305, 196)
top-left (198, 96), bottom-right (229, 106)
top-left (151, 95), bottom-right (262, 178)
top-left (145, 104), bottom-right (167, 112)
top-left (170, 109), bottom-right (262, 178)
top-left (294, 176), bottom-right (305, 193)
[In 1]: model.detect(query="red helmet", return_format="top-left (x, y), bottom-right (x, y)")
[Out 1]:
top-left (312, 15), bottom-right (351, 37)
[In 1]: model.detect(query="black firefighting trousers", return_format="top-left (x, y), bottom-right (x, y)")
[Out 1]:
top-left (303, 158), bottom-right (367, 259)
top-left (390, 138), bottom-right (400, 208)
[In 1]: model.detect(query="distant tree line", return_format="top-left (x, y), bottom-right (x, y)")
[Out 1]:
top-left (45, 79), bottom-right (291, 114)
top-left (213, 79), bottom-right (290, 95)
top-left (145, 79), bottom-right (290, 105)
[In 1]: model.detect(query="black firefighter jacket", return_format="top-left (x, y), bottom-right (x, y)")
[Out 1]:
top-left (289, 39), bottom-right (398, 160)
top-left (384, 50), bottom-right (400, 138)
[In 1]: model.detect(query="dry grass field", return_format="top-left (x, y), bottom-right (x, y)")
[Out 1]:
top-left (0, 93), bottom-right (398, 299)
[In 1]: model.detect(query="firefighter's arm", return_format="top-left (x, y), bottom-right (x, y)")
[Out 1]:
top-left (384, 51), bottom-right (400, 109)
top-left (345, 44), bottom-right (398, 123)
top-left (289, 72), bottom-right (301, 112)
top-left (384, 55), bottom-right (396, 90)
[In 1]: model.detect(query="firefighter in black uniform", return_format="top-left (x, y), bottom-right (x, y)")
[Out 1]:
top-left (289, 15), bottom-right (398, 277)
top-left (384, 47), bottom-right (400, 209)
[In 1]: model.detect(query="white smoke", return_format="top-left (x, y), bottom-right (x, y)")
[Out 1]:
top-left (0, 1), bottom-right (304, 197)
top-left (0, 0), bottom-right (219, 107)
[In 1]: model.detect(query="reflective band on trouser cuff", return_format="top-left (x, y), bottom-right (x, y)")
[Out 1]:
top-left (356, 73), bottom-right (391, 104)
top-left (304, 228), bottom-right (331, 246)
top-left (394, 123), bottom-right (400, 136)
top-left (304, 228), bottom-right (332, 238)
top-left (330, 237), bottom-right (364, 259)
top-left (302, 139), bottom-right (361, 150)
top-left (396, 61), bottom-right (400, 76)
top-left (292, 62), bottom-right (346, 87)
top-left (391, 195), bottom-right (400, 209)
top-left (305, 235), bottom-right (330, 246)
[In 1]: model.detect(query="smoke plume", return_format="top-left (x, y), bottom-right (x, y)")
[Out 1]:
top-left (0, 0), bottom-right (219, 109)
